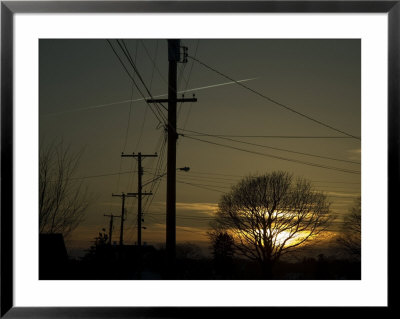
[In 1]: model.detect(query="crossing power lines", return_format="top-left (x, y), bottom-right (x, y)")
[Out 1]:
top-left (102, 39), bottom-right (361, 247)
top-left (188, 55), bottom-right (361, 141)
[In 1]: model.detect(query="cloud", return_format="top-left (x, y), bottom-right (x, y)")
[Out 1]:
top-left (176, 202), bottom-right (217, 215)
top-left (330, 200), bottom-right (355, 207)
top-left (176, 202), bottom-right (217, 210)
top-left (147, 201), bottom-right (218, 216)
top-left (326, 191), bottom-right (360, 198)
top-left (347, 148), bottom-right (361, 160)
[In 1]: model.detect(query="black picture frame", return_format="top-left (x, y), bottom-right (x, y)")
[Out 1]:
top-left (1, 1), bottom-right (396, 317)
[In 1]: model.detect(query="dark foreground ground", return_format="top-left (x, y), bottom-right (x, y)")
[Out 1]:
top-left (40, 242), bottom-right (361, 280)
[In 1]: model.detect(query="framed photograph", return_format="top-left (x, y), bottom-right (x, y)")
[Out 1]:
top-left (1, 1), bottom-right (396, 317)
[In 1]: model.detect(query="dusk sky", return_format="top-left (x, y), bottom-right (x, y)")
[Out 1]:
top-left (39, 39), bottom-right (361, 257)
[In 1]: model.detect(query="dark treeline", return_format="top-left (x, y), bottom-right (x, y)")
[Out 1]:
top-left (40, 234), bottom-right (360, 280)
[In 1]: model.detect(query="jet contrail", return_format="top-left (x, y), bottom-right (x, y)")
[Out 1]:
top-left (177, 77), bottom-right (258, 94)
top-left (43, 77), bottom-right (258, 116)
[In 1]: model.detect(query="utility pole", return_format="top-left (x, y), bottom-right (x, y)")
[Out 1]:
top-left (111, 193), bottom-right (136, 245)
top-left (121, 152), bottom-right (157, 247)
top-left (147, 40), bottom-right (197, 276)
top-left (104, 214), bottom-right (121, 245)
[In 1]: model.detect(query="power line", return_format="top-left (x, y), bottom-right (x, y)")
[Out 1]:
top-left (43, 78), bottom-right (257, 116)
top-left (126, 126), bottom-right (163, 244)
top-left (177, 172), bottom-right (239, 183)
top-left (122, 83), bottom-right (135, 153)
top-left (181, 174), bottom-right (359, 192)
top-left (188, 55), bottom-right (361, 141)
top-left (140, 39), bottom-right (168, 85)
top-left (49, 170), bottom-right (139, 182)
top-left (179, 177), bottom-right (360, 199)
top-left (183, 135), bottom-right (361, 175)
top-left (312, 180), bottom-right (360, 184)
top-left (177, 62), bottom-right (187, 95)
top-left (177, 179), bottom-right (230, 190)
top-left (180, 176), bottom-right (235, 188)
top-left (119, 40), bottom-right (165, 110)
top-left (148, 41), bottom-right (158, 90)
top-left (177, 180), bottom-right (226, 193)
top-left (63, 169), bottom-right (360, 184)
top-left (117, 40), bottom-right (168, 123)
top-left (142, 132), bottom-right (168, 216)
top-left (118, 40), bottom-right (149, 93)
top-left (128, 125), bottom-right (164, 195)
top-left (177, 171), bottom-right (240, 182)
top-left (180, 133), bottom-right (355, 139)
top-left (106, 39), bottom-right (165, 125)
top-left (124, 134), bottom-right (164, 242)
top-left (119, 62), bottom-right (139, 197)
top-left (177, 173), bottom-right (360, 194)
top-left (134, 41), bottom-right (158, 152)
top-left (135, 105), bottom-right (149, 151)
top-left (184, 170), bottom-right (360, 185)
top-left (179, 170), bottom-right (244, 178)
top-left (124, 40), bottom-right (193, 144)
top-left (179, 128), bottom-right (360, 165)
top-left (311, 185), bottom-right (360, 190)
top-left (119, 39), bottom-right (168, 120)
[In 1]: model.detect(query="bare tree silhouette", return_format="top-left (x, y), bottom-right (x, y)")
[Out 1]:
top-left (211, 171), bottom-right (333, 278)
top-left (337, 196), bottom-right (361, 260)
top-left (39, 142), bottom-right (90, 237)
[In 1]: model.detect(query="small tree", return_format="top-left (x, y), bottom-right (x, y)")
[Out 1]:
top-left (337, 196), bottom-right (361, 260)
top-left (84, 228), bottom-right (110, 262)
top-left (176, 242), bottom-right (203, 260)
top-left (212, 171), bottom-right (332, 278)
top-left (208, 231), bottom-right (235, 278)
top-left (39, 142), bottom-right (89, 237)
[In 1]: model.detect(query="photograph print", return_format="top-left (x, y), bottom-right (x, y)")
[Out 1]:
top-left (39, 39), bottom-right (361, 280)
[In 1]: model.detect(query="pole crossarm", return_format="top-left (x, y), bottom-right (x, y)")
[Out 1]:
top-left (121, 152), bottom-right (158, 158)
top-left (104, 214), bottom-right (121, 218)
top-left (127, 192), bottom-right (153, 196)
top-left (121, 152), bottom-right (158, 248)
top-left (146, 98), bottom-right (197, 103)
top-left (112, 193), bottom-right (136, 198)
top-left (111, 193), bottom-right (136, 245)
top-left (104, 214), bottom-right (121, 245)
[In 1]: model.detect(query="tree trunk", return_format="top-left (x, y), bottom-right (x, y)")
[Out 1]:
top-left (261, 260), bottom-right (274, 279)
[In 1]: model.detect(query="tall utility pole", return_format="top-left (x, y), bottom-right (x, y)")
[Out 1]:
top-left (121, 152), bottom-right (157, 247)
top-left (111, 193), bottom-right (136, 245)
top-left (147, 40), bottom-right (197, 275)
top-left (104, 214), bottom-right (121, 245)
top-left (166, 39), bottom-right (179, 272)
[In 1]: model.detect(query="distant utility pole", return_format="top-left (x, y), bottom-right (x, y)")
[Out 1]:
top-left (122, 152), bottom-right (157, 247)
top-left (147, 39), bottom-right (197, 274)
top-left (104, 214), bottom-right (121, 245)
top-left (111, 193), bottom-right (136, 245)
